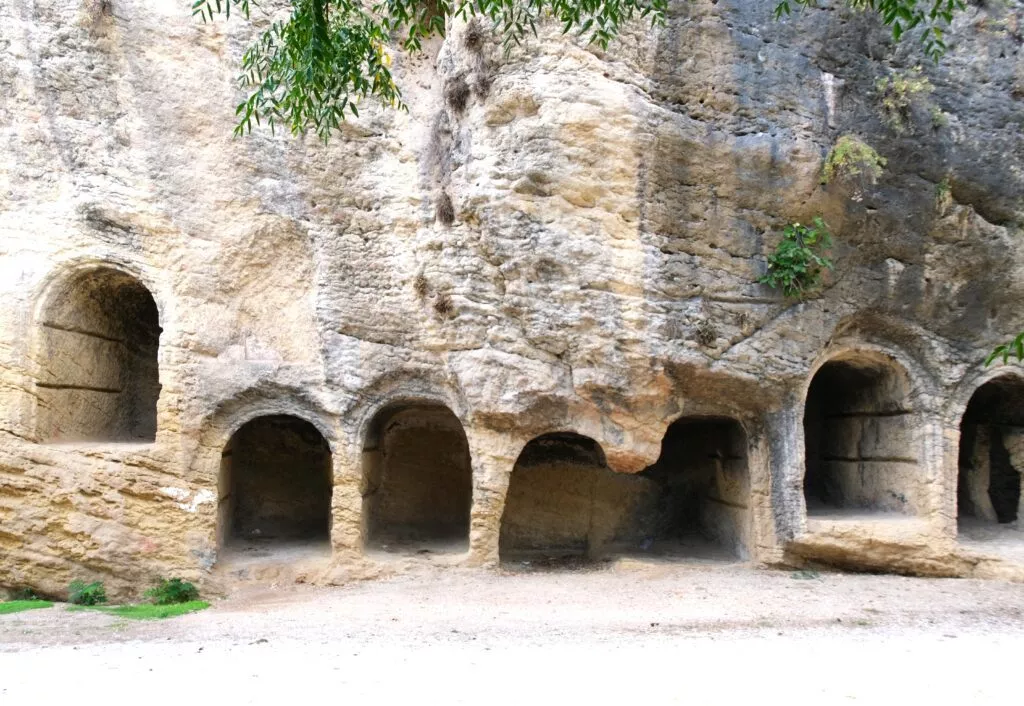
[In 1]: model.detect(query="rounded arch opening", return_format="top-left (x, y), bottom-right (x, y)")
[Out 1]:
top-left (361, 401), bottom-right (472, 554)
top-left (217, 415), bottom-right (333, 552)
top-left (499, 432), bottom-right (615, 562)
top-left (803, 352), bottom-right (922, 517)
top-left (499, 422), bottom-right (751, 565)
top-left (639, 416), bottom-right (750, 559)
top-left (957, 375), bottom-right (1024, 543)
top-left (35, 267), bottom-right (161, 442)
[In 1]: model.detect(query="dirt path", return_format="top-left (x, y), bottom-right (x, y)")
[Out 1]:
top-left (3, 563), bottom-right (1024, 704)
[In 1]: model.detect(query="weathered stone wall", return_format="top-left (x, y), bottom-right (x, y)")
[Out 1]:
top-left (2, 0), bottom-right (1024, 598)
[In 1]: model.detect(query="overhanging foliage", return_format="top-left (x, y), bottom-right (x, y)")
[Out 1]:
top-left (193, 0), bottom-right (967, 141)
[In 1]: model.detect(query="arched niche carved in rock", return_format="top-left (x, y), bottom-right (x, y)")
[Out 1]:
top-left (35, 267), bottom-right (161, 443)
top-left (218, 415), bottom-right (333, 552)
top-left (640, 417), bottom-right (751, 559)
top-left (499, 423), bottom-right (751, 564)
top-left (957, 375), bottom-right (1024, 542)
top-left (803, 353), bottom-right (923, 517)
top-left (361, 401), bottom-right (472, 555)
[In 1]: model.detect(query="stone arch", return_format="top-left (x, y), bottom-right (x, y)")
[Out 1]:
top-left (639, 415), bottom-right (751, 559)
top-left (344, 366), bottom-right (470, 442)
top-left (802, 348), bottom-right (926, 517)
top-left (822, 311), bottom-right (943, 409)
top-left (33, 264), bottom-right (162, 442)
top-left (198, 389), bottom-right (340, 554)
top-left (30, 256), bottom-right (167, 326)
top-left (499, 432), bottom-right (652, 561)
top-left (217, 414), bottom-right (333, 550)
top-left (205, 392), bottom-right (339, 458)
top-left (361, 398), bottom-right (472, 554)
top-left (956, 372), bottom-right (1024, 536)
top-left (350, 373), bottom-right (467, 438)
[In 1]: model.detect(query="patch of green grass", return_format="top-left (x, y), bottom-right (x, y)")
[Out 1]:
top-left (108, 602), bottom-right (210, 620)
top-left (0, 600), bottom-right (54, 615)
top-left (68, 601), bottom-right (209, 620)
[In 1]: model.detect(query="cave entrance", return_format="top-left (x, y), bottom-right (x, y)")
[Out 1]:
top-left (218, 415), bottom-right (332, 560)
top-left (499, 433), bottom-right (646, 564)
top-left (362, 403), bottom-right (472, 555)
top-left (35, 267), bottom-right (161, 443)
top-left (957, 377), bottom-right (1024, 549)
top-left (803, 355), bottom-right (921, 518)
top-left (637, 418), bottom-right (750, 560)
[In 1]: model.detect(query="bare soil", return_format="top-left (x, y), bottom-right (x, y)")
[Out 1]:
top-left (3, 562), bottom-right (1024, 704)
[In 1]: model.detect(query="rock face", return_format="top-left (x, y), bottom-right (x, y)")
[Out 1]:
top-left (2, 0), bottom-right (1024, 599)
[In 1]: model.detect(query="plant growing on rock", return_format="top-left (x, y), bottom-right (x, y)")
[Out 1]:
top-left (192, 0), bottom-right (967, 141)
top-left (433, 292), bottom-right (455, 318)
top-left (759, 218), bottom-right (834, 300)
top-left (413, 272), bottom-right (430, 298)
top-left (436, 191), bottom-right (456, 226)
top-left (822, 135), bottom-right (887, 194)
top-left (876, 66), bottom-right (935, 134)
top-left (935, 175), bottom-right (953, 213)
top-left (68, 580), bottom-right (107, 606)
top-left (695, 318), bottom-right (717, 346)
top-left (444, 77), bottom-right (471, 114)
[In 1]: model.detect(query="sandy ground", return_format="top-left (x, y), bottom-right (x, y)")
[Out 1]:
top-left (3, 561), bottom-right (1024, 704)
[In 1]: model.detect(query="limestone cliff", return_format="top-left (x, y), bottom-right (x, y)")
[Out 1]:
top-left (1, 0), bottom-right (1023, 599)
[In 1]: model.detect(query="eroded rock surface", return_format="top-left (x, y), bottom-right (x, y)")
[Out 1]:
top-left (2, 0), bottom-right (1024, 598)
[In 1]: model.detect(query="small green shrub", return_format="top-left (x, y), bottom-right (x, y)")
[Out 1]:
top-left (876, 66), bottom-right (934, 134)
top-left (145, 578), bottom-right (200, 606)
top-left (822, 135), bottom-right (887, 188)
top-left (10, 587), bottom-right (39, 601)
top-left (759, 218), bottom-right (834, 300)
top-left (68, 580), bottom-right (107, 606)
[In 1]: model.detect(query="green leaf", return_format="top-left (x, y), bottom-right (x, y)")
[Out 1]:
top-left (986, 332), bottom-right (1024, 366)
top-left (759, 218), bottom-right (835, 300)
